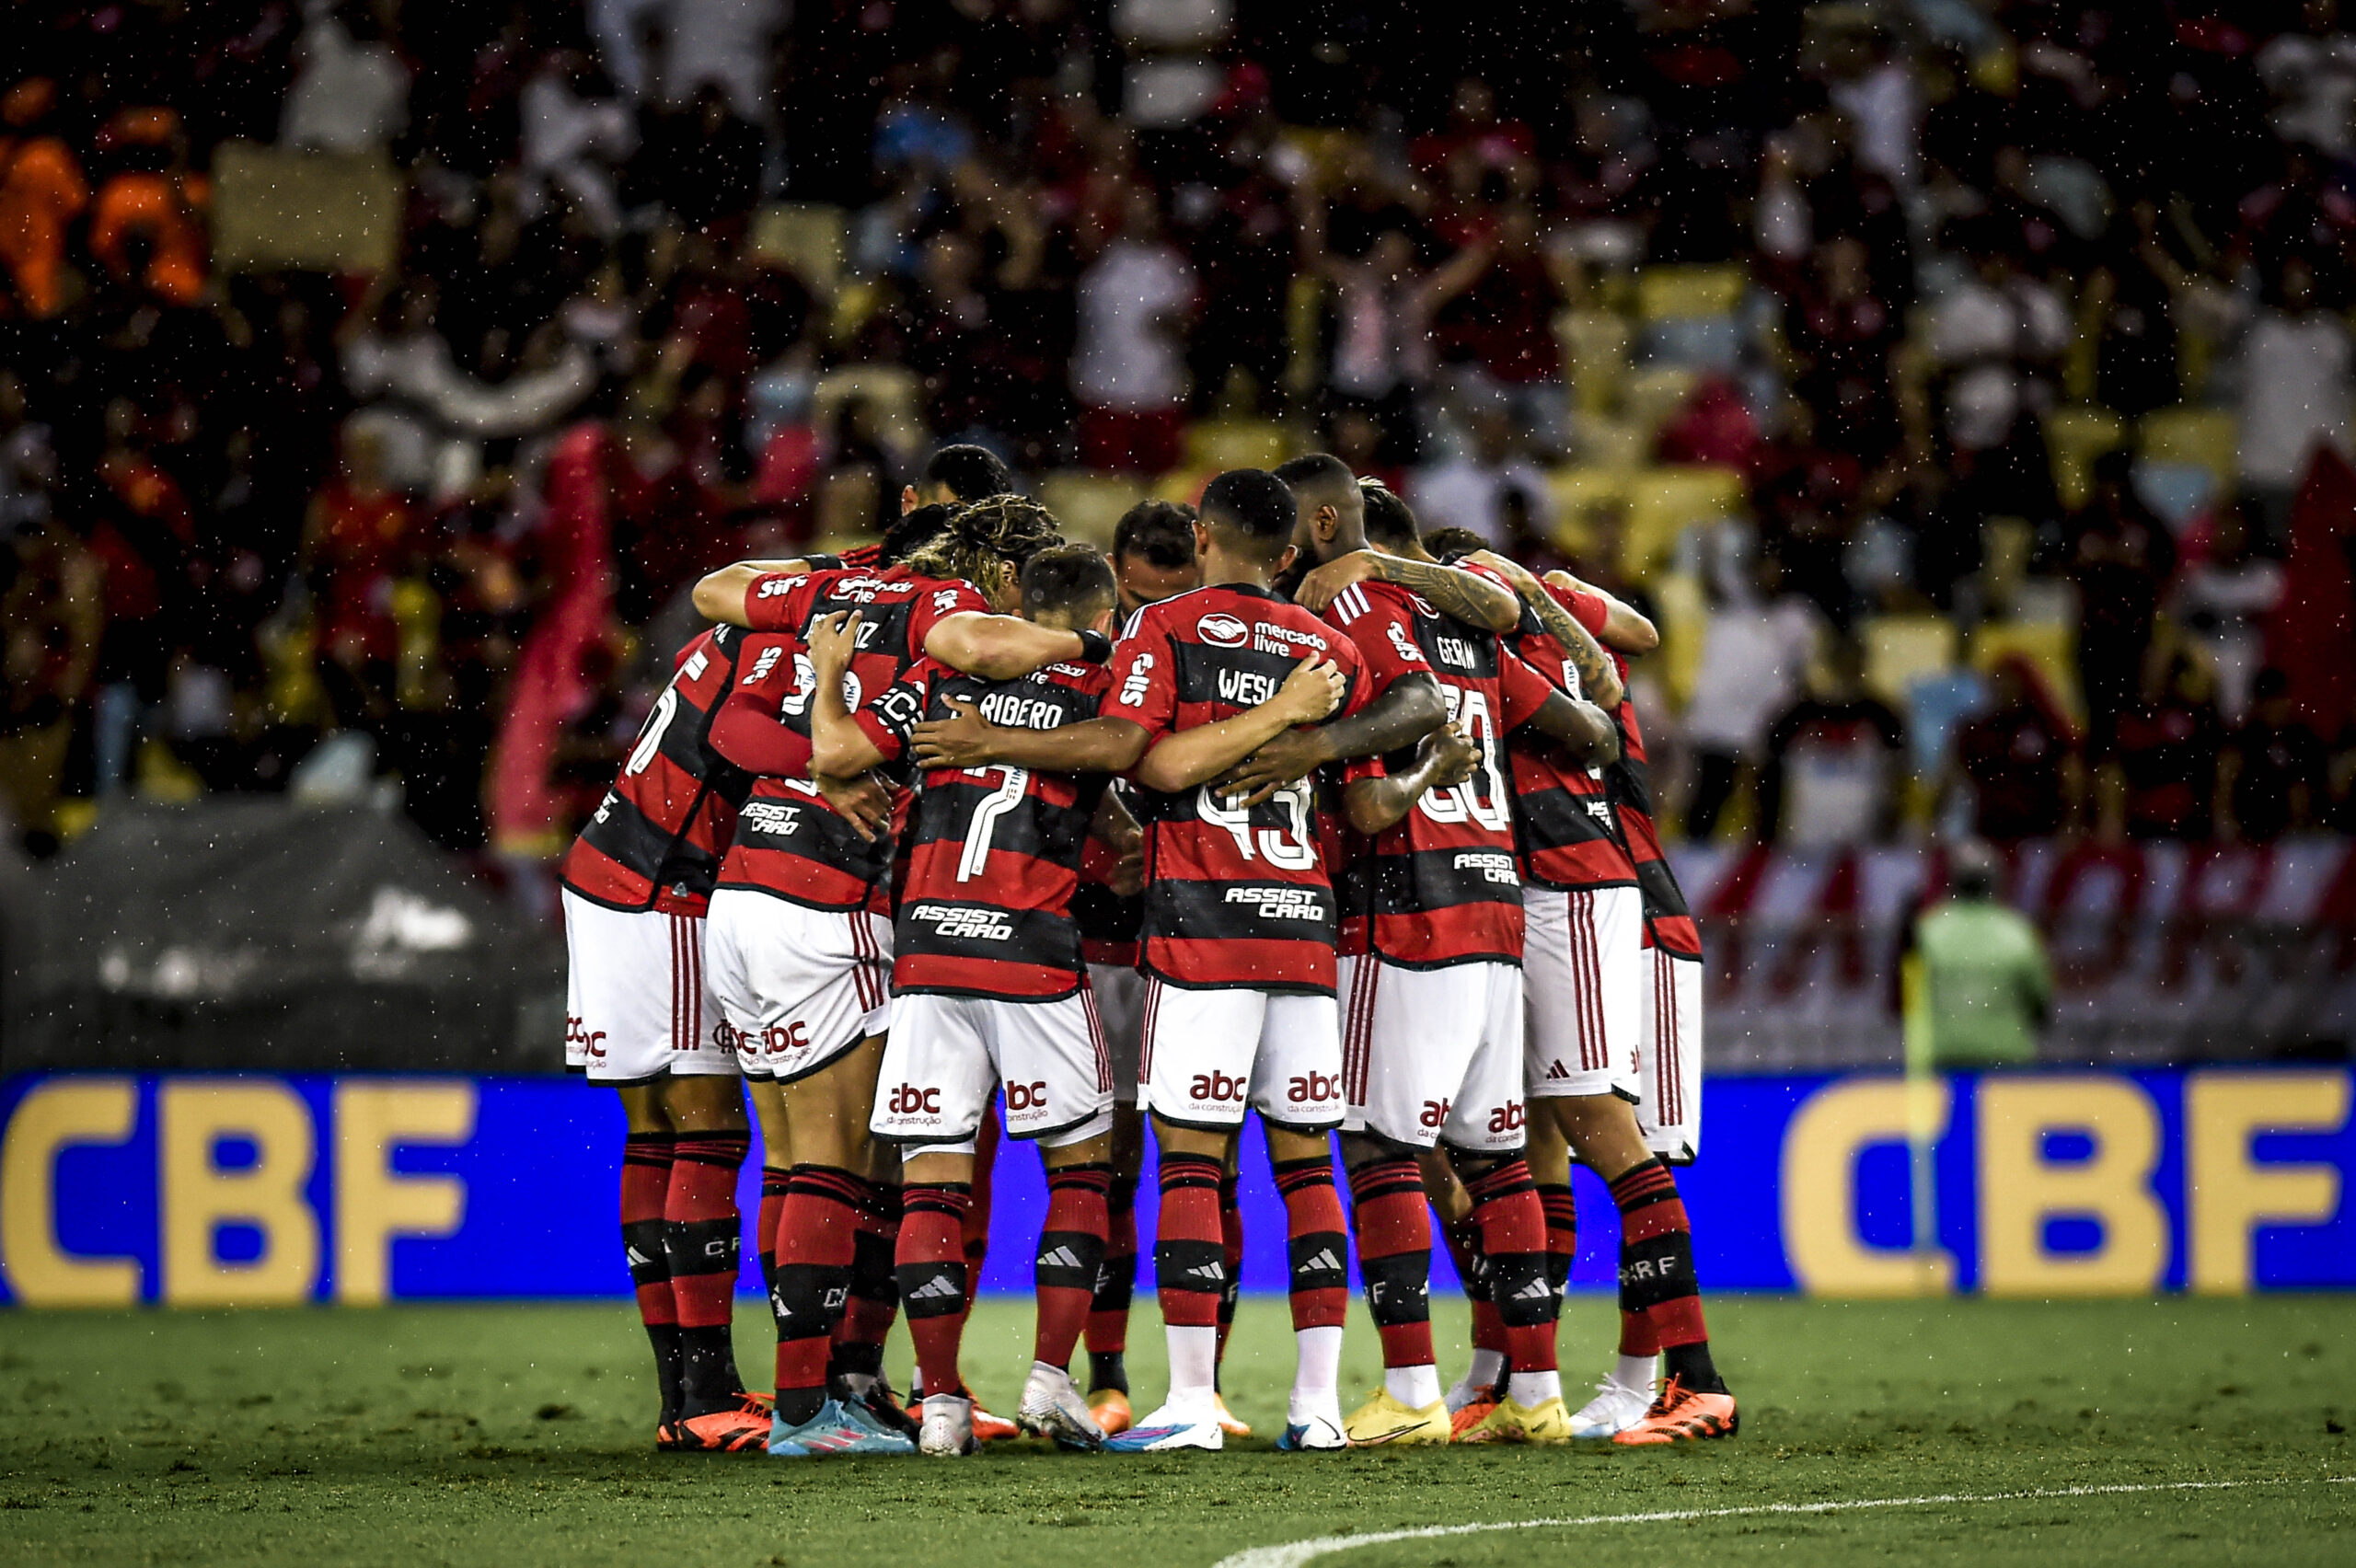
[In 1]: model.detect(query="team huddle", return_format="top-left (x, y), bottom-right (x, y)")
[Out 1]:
top-left (559, 443), bottom-right (1733, 1458)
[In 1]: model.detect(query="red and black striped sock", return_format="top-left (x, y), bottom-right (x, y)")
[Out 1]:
top-left (666, 1131), bottom-right (750, 1413)
top-left (756, 1165), bottom-right (791, 1296)
top-left (1465, 1159), bottom-right (1555, 1375)
top-left (1609, 1157), bottom-right (1720, 1393)
top-left (1273, 1157), bottom-right (1348, 1332)
top-left (831, 1177), bottom-right (900, 1383)
top-left (961, 1109), bottom-right (1000, 1318)
top-left (1347, 1157), bottom-right (1433, 1370)
top-left (1085, 1174), bottom-right (1138, 1392)
top-left (1538, 1182), bottom-right (1577, 1303)
top-left (895, 1182), bottom-right (972, 1403)
top-left (1440, 1212), bottom-right (1506, 1358)
top-left (770, 1164), bottom-right (862, 1425)
top-left (622, 1133), bottom-right (682, 1426)
top-left (1214, 1172), bottom-right (1244, 1373)
top-left (1035, 1163), bottom-right (1111, 1368)
top-left (1153, 1153), bottom-right (1227, 1330)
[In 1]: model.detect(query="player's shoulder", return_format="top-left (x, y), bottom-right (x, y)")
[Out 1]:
top-left (1326, 576), bottom-right (1421, 628)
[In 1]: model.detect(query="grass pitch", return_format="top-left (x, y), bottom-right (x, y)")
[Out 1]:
top-left (1, 1296), bottom-right (2350, 1566)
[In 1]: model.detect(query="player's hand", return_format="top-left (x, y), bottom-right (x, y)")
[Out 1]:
top-left (1110, 842), bottom-right (1145, 897)
top-left (1274, 652), bottom-right (1347, 724)
top-left (1290, 549), bottom-right (1380, 614)
top-left (1419, 721), bottom-right (1480, 791)
top-left (1217, 726), bottom-right (1330, 808)
top-left (1541, 568), bottom-right (1593, 596)
top-left (807, 610), bottom-right (860, 680)
top-left (814, 768), bottom-right (892, 842)
top-left (1466, 548), bottom-right (1539, 594)
top-left (909, 696), bottom-right (999, 770)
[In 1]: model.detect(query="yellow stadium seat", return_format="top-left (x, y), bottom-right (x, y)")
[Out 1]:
top-left (1542, 467), bottom-right (1632, 561)
top-left (1635, 264), bottom-right (1749, 321)
top-left (1969, 620), bottom-right (2084, 727)
top-left (1862, 615), bottom-right (1960, 707)
top-left (2138, 407), bottom-right (2237, 489)
top-left (1184, 419), bottom-right (1295, 471)
top-left (752, 203), bottom-right (848, 295)
top-left (1038, 470), bottom-right (1149, 551)
top-left (1651, 569), bottom-right (1708, 711)
top-left (1556, 307), bottom-right (1632, 415)
top-left (1622, 465), bottom-right (1746, 577)
top-left (1574, 414), bottom-right (1650, 470)
top-left (1622, 365), bottom-right (1701, 433)
top-left (2043, 405), bottom-right (2125, 513)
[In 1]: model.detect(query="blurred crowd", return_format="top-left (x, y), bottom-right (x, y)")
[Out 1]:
top-left (4, 0), bottom-right (2356, 878)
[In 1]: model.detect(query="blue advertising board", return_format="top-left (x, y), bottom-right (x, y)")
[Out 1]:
top-left (1, 1068), bottom-right (2348, 1307)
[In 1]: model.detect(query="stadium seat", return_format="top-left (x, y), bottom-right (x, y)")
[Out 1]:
top-left (1184, 418), bottom-right (1293, 471)
top-left (2043, 405), bottom-right (2125, 513)
top-left (212, 142), bottom-right (402, 273)
top-left (1555, 306), bottom-right (1632, 415)
top-left (1635, 264), bottom-right (1748, 321)
top-left (1969, 620), bottom-right (2084, 727)
top-left (1038, 470), bottom-right (1149, 551)
top-left (1623, 365), bottom-right (1701, 433)
top-left (1650, 568), bottom-right (1708, 710)
top-left (751, 203), bottom-right (848, 296)
top-left (1623, 465), bottom-right (1747, 577)
top-left (1542, 467), bottom-right (1631, 561)
top-left (1575, 413), bottom-right (1651, 469)
top-left (2138, 407), bottom-right (2237, 489)
top-left (1862, 615), bottom-right (1960, 708)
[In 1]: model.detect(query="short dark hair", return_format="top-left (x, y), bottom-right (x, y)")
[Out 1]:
top-left (1198, 468), bottom-right (1296, 561)
top-left (878, 502), bottom-right (955, 565)
top-left (1021, 543), bottom-right (1118, 621)
top-left (1422, 525), bottom-right (1487, 563)
top-left (1359, 480), bottom-right (1422, 550)
top-left (1273, 452), bottom-right (1356, 505)
top-left (924, 444), bottom-right (1016, 503)
top-left (1112, 500), bottom-right (1198, 569)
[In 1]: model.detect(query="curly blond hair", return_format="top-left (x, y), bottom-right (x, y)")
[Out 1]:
top-left (899, 493), bottom-right (1064, 601)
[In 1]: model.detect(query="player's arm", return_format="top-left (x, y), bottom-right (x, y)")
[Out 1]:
top-left (690, 562), bottom-right (817, 627)
top-left (1342, 722), bottom-right (1480, 835)
top-left (1133, 656), bottom-right (1349, 793)
top-left (1218, 671), bottom-right (1447, 804)
top-left (1467, 551), bottom-right (1626, 709)
top-left (1089, 789), bottom-right (1145, 895)
top-left (910, 709), bottom-right (1150, 774)
top-left (923, 611), bottom-right (1102, 681)
top-left (804, 611), bottom-right (892, 777)
top-left (1294, 549), bottom-right (1519, 633)
top-left (1540, 568), bottom-right (1659, 654)
top-left (1515, 690), bottom-right (1622, 766)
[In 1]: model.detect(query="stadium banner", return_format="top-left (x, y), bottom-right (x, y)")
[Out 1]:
top-left (1682, 836), bottom-right (2356, 1068)
top-left (1, 1067), bottom-right (2347, 1307)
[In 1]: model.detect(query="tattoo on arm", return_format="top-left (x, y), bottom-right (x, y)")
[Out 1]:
top-left (1367, 556), bottom-right (1519, 634)
top-left (1524, 589), bottom-right (1624, 709)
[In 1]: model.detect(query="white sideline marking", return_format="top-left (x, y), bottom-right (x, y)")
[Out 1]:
top-left (1210, 1476), bottom-right (2354, 1568)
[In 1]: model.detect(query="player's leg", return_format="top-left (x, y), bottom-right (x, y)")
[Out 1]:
top-left (752, 1085), bottom-right (791, 1297)
top-left (1247, 989), bottom-right (1347, 1451)
top-left (1082, 962), bottom-right (1147, 1433)
top-left (1211, 1150), bottom-right (1247, 1435)
top-left (614, 1085), bottom-right (684, 1445)
top-left (828, 1128), bottom-right (906, 1423)
top-left (659, 1065), bottom-right (768, 1447)
top-left (1424, 1148), bottom-right (1505, 1422)
top-left (945, 1102), bottom-right (1020, 1441)
top-left (1336, 958), bottom-right (1470, 1446)
top-left (1550, 1091), bottom-right (1736, 1443)
top-left (1103, 981), bottom-right (1256, 1452)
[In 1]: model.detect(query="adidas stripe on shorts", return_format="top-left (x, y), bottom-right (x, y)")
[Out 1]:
top-left (560, 890), bottom-right (737, 1084)
top-left (1637, 942), bottom-right (1703, 1162)
top-left (703, 890), bottom-right (891, 1082)
top-left (1521, 885), bottom-right (1642, 1101)
top-left (1341, 954), bottom-right (1527, 1153)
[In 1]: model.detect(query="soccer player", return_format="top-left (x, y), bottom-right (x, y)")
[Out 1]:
top-left (907, 468), bottom-right (1442, 1452)
top-left (558, 624), bottom-right (769, 1453)
top-left (1429, 526), bottom-right (1738, 1445)
top-left (1074, 499), bottom-right (1202, 1434)
top-left (797, 545), bottom-right (1173, 1456)
top-left (1276, 465), bottom-right (1622, 1446)
top-left (691, 498), bottom-right (1113, 1456)
top-left (901, 442), bottom-right (1017, 515)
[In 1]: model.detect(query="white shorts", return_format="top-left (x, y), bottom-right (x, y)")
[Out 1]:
top-left (704, 889), bottom-right (892, 1082)
top-left (1637, 944), bottom-right (1703, 1163)
top-left (1342, 956), bottom-right (1527, 1153)
top-left (1523, 886), bottom-right (1642, 1101)
top-left (1137, 979), bottom-right (1343, 1133)
top-left (872, 991), bottom-right (1114, 1148)
top-left (1088, 963), bottom-right (1146, 1105)
top-left (561, 890), bottom-right (737, 1083)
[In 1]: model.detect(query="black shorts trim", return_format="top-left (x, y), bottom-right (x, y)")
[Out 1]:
top-left (893, 980), bottom-right (1084, 1003)
top-left (557, 882), bottom-right (662, 916)
top-left (1138, 965), bottom-right (1335, 998)
top-left (711, 880), bottom-right (879, 914)
top-left (569, 1065), bottom-right (674, 1090)
top-left (1148, 1108), bottom-right (1342, 1136)
top-left (1362, 949), bottom-right (1523, 973)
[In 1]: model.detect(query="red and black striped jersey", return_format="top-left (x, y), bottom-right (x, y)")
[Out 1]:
top-left (1500, 579), bottom-right (1640, 894)
top-left (559, 627), bottom-right (753, 916)
top-left (854, 658), bottom-right (1112, 998)
top-left (1101, 583), bottom-right (1376, 995)
top-left (1322, 579), bottom-right (1553, 967)
top-left (710, 569), bottom-right (989, 912)
top-left (1608, 697), bottom-right (1701, 958)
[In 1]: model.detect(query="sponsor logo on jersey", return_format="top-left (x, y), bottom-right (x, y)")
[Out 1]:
top-left (908, 903), bottom-right (1016, 941)
top-left (1419, 1097), bottom-right (1453, 1129)
top-left (1487, 1100), bottom-right (1525, 1134)
top-left (1004, 1079), bottom-right (1050, 1111)
top-left (887, 1083), bottom-right (944, 1115)
top-left (1189, 1070), bottom-right (1250, 1102)
top-left (1286, 1070), bottom-right (1339, 1103)
top-left (1196, 612), bottom-right (1249, 647)
top-left (1222, 885), bottom-right (1328, 921)
top-left (742, 801), bottom-right (803, 835)
top-left (1253, 621), bottom-right (1330, 658)
top-left (756, 576), bottom-right (802, 598)
top-left (1452, 850), bottom-right (1519, 885)
top-left (564, 1015), bottom-right (606, 1058)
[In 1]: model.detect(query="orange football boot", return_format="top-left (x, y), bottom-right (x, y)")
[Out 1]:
top-left (1213, 1393), bottom-right (1252, 1438)
top-left (670, 1400), bottom-right (773, 1452)
top-left (1087, 1388), bottom-right (1134, 1436)
top-left (1611, 1377), bottom-right (1738, 1445)
top-left (971, 1402), bottom-right (1021, 1442)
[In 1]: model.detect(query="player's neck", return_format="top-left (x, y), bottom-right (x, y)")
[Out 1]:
top-left (1200, 544), bottom-right (1280, 593)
